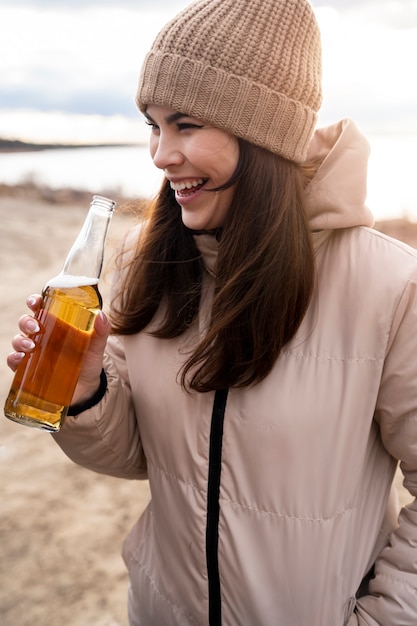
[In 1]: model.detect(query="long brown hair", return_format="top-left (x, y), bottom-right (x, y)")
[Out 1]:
top-left (110, 140), bottom-right (316, 392)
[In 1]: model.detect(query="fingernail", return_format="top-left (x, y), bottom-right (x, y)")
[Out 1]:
top-left (27, 296), bottom-right (37, 307)
top-left (99, 311), bottom-right (108, 324)
top-left (22, 338), bottom-right (35, 350)
top-left (15, 352), bottom-right (25, 360)
top-left (26, 319), bottom-right (40, 333)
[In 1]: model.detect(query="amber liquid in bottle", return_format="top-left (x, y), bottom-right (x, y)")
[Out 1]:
top-left (5, 280), bottom-right (102, 431)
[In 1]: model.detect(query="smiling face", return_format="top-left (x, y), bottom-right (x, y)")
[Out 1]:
top-left (145, 104), bottom-right (239, 231)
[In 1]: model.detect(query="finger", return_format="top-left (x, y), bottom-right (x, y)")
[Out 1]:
top-left (18, 314), bottom-right (40, 335)
top-left (73, 313), bottom-right (110, 395)
top-left (11, 334), bottom-right (36, 353)
top-left (94, 311), bottom-right (111, 336)
top-left (26, 294), bottom-right (42, 313)
top-left (87, 312), bottom-right (111, 359)
top-left (7, 350), bottom-right (25, 373)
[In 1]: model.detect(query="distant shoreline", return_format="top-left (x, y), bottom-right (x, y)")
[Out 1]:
top-left (0, 138), bottom-right (143, 153)
top-left (0, 181), bottom-right (416, 247)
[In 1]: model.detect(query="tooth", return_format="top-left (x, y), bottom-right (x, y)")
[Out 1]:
top-left (170, 178), bottom-right (204, 191)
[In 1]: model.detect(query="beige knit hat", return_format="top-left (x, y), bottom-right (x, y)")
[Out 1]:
top-left (136, 0), bottom-right (322, 163)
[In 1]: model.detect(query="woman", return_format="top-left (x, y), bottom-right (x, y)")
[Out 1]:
top-left (8, 0), bottom-right (417, 624)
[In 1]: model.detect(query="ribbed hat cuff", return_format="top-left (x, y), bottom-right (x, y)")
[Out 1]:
top-left (136, 52), bottom-right (317, 163)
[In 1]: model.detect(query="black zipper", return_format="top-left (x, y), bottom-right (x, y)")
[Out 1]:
top-left (206, 388), bottom-right (229, 626)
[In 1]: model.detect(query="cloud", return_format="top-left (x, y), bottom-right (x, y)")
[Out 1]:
top-left (1, 0), bottom-right (417, 141)
top-left (316, 5), bottom-right (417, 130)
top-left (0, 84), bottom-right (138, 117)
top-left (1, 0), bottom-right (180, 7)
top-left (2, 0), bottom-right (166, 5)
top-left (5, 0), bottom-right (417, 28)
top-left (313, 0), bottom-right (378, 5)
top-left (0, 4), bottom-right (187, 118)
top-left (312, 0), bottom-right (417, 29)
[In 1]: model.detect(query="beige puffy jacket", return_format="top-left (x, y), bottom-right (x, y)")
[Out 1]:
top-left (54, 119), bottom-right (417, 625)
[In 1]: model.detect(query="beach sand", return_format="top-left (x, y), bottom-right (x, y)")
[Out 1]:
top-left (0, 187), bottom-right (149, 626)
top-left (0, 185), bottom-right (414, 626)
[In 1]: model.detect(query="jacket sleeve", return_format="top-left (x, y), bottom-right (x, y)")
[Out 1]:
top-left (356, 267), bottom-right (417, 625)
top-left (52, 332), bottom-right (147, 480)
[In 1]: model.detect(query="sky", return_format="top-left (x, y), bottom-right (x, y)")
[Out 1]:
top-left (1, 0), bottom-right (417, 144)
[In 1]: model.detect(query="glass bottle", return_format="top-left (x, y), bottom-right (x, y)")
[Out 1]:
top-left (4, 195), bottom-right (116, 432)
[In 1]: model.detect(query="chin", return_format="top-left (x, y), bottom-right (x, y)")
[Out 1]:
top-left (182, 217), bottom-right (214, 231)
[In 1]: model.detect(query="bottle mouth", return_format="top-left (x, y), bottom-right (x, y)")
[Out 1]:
top-left (91, 195), bottom-right (116, 213)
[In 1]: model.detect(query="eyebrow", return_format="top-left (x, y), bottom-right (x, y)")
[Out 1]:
top-left (144, 110), bottom-right (191, 125)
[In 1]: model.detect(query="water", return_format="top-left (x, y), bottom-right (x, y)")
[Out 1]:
top-left (0, 145), bottom-right (164, 200)
top-left (0, 135), bottom-right (416, 221)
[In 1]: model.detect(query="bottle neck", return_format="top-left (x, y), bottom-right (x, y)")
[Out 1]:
top-left (61, 196), bottom-right (115, 282)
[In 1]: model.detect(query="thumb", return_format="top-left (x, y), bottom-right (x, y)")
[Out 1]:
top-left (75, 311), bottom-right (111, 386)
top-left (94, 310), bottom-right (111, 337)
top-left (89, 311), bottom-right (111, 357)
top-left (75, 311), bottom-right (111, 394)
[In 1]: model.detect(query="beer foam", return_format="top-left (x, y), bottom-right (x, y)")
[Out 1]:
top-left (45, 273), bottom-right (99, 289)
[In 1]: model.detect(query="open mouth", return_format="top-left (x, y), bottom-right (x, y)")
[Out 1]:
top-left (170, 178), bottom-right (208, 197)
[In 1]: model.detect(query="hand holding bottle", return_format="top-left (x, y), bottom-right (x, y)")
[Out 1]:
top-left (7, 294), bottom-right (111, 408)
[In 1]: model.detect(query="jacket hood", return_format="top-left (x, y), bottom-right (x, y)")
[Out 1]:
top-left (305, 118), bottom-right (375, 231)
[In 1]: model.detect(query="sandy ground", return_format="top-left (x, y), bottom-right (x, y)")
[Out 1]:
top-left (0, 189), bottom-right (150, 626)
top-left (0, 186), bottom-right (415, 626)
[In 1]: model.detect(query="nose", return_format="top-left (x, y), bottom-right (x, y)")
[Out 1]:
top-left (151, 132), bottom-right (184, 170)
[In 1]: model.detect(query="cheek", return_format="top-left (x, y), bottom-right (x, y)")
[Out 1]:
top-left (220, 140), bottom-right (239, 180)
top-left (192, 134), bottom-right (239, 171)
top-left (218, 186), bottom-right (236, 217)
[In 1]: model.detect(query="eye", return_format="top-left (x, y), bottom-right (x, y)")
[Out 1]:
top-left (177, 123), bottom-right (204, 131)
top-left (145, 119), bottom-right (159, 132)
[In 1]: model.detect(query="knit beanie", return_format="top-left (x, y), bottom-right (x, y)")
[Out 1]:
top-left (136, 0), bottom-right (322, 163)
